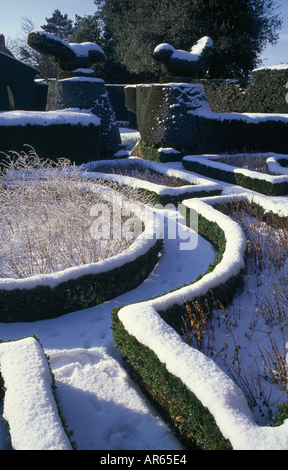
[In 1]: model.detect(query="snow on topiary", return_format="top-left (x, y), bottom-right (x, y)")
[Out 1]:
top-left (153, 36), bottom-right (213, 78)
top-left (27, 31), bottom-right (106, 79)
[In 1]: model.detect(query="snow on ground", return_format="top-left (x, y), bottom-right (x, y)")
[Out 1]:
top-left (1, 128), bottom-right (288, 450)
top-left (0, 202), bottom-right (216, 450)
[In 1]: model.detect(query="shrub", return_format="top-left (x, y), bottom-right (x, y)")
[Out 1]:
top-left (182, 156), bottom-right (288, 196)
top-left (244, 67), bottom-right (288, 114)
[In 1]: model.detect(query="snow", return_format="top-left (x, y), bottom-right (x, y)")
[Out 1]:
top-left (183, 154), bottom-right (288, 184)
top-left (60, 77), bottom-right (104, 83)
top-left (195, 104), bottom-right (288, 123)
top-left (34, 31), bottom-right (105, 59)
top-left (158, 148), bottom-right (181, 154)
top-left (83, 157), bottom-right (222, 198)
top-left (0, 337), bottom-right (72, 450)
top-left (2, 127), bottom-right (288, 450)
top-left (190, 36), bottom-right (213, 56)
top-left (0, 194), bottom-right (159, 290)
top-left (72, 69), bottom-right (95, 74)
top-left (0, 206), bottom-right (216, 450)
top-left (69, 42), bottom-right (105, 58)
top-left (253, 64), bottom-right (288, 72)
top-left (154, 37), bottom-right (213, 63)
top-left (0, 108), bottom-right (100, 127)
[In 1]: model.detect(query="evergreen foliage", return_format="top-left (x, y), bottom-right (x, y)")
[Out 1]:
top-left (41, 9), bottom-right (75, 42)
top-left (95, 0), bottom-right (282, 79)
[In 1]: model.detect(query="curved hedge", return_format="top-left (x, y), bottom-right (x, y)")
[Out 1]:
top-left (113, 194), bottom-right (288, 450)
top-left (83, 157), bottom-right (222, 206)
top-left (112, 198), bottom-right (247, 450)
top-left (0, 200), bottom-right (162, 323)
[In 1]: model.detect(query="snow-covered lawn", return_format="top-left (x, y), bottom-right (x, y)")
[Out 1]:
top-left (1, 128), bottom-right (288, 450)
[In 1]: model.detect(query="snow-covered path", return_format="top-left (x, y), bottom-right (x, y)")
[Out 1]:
top-left (0, 210), bottom-right (216, 450)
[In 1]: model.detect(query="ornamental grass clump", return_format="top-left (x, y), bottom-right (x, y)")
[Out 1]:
top-left (0, 146), bottom-right (151, 279)
top-left (92, 161), bottom-right (191, 187)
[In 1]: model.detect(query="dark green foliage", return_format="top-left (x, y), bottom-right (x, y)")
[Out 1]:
top-left (136, 86), bottom-right (153, 131)
top-left (41, 9), bottom-right (74, 42)
top-left (244, 68), bottom-right (288, 113)
top-left (193, 70), bottom-right (288, 114)
top-left (192, 79), bottom-right (246, 113)
top-left (137, 187), bottom-right (221, 208)
top-left (106, 85), bottom-right (129, 122)
top-left (132, 141), bottom-right (160, 161)
top-left (0, 123), bottom-right (100, 165)
top-left (124, 86), bottom-right (137, 113)
top-left (70, 14), bottom-right (102, 45)
top-left (269, 390), bottom-right (288, 427)
top-left (139, 84), bottom-right (202, 152)
top-left (182, 158), bottom-right (288, 196)
top-left (0, 240), bottom-right (163, 323)
top-left (196, 116), bottom-right (288, 156)
top-left (134, 81), bottom-right (288, 158)
top-left (96, 0), bottom-right (282, 79)
top-left (46, 79), bottom-right (121, 157)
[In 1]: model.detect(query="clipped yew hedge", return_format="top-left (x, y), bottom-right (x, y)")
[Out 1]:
top-left (0, 123), bottom-right (100, 165)
top-left (0, 240), bottom-right (162, 323)
top-left (182, 157), bottom-right (288, 196)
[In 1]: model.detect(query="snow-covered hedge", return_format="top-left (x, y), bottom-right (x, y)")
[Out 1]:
top-left (266, 153), bottom-right (288, 176)
top-left (0, 109), bottom-right (101, 165)
top-left (183, 154), bottom-right (288, 196)
top-left (0, 199), bottom-right (162, 323)
top-left (195, 106), bottom-right (288, 155)
top-left (83, 157), bottom-right (222, 205)
top-left (0, 336), bottom-right (75, 450)
top-left (113, 195), bottom-right (288, 450)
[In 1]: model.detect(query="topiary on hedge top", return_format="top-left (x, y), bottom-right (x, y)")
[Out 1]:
top-left (46, 79), bottom-right (121, 157)
top-left (153, 37), bottom-right (213, 79)
top-left (27, 31), bottom-right (106, 79)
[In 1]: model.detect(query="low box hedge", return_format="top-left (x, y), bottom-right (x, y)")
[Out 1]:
top-left (111, 200), bottom-right (248, 450)
top-left (182, 155), bottom-right (288, 196)
top-left (0, 335), bottom-right (76, 450)
top-left (0, 239), bottom-right (162, 323)
top-left (83, 157), bottom-right (222, 207)
top-left (112, 195), bottom-right (288, 449)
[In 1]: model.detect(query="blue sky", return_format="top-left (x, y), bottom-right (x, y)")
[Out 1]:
top-left (1, 0), bottom-right (288, 68)
top-left (0, 0), bottom-right (97, 38)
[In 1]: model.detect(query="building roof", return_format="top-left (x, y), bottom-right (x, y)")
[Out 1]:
top-left (0, 50), bottom-right (40, 75)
